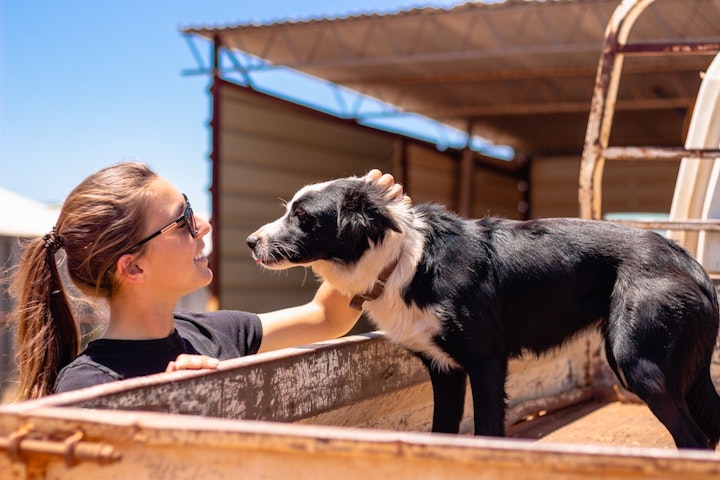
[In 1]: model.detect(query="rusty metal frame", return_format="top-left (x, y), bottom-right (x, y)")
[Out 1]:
top-left (579, 0), bottom-right (720, 224)
top-left (0, 427), bottom-right (121, 466)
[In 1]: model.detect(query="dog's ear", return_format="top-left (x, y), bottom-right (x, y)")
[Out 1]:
top-left (338, 183), bottom-right (402, 247)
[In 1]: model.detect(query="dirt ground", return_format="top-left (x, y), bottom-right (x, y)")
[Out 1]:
top-left (507, 401), bottom-right (693, 450)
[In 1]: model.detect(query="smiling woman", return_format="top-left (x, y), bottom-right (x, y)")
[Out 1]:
top-left (7, 162), bottom-right (403, 400)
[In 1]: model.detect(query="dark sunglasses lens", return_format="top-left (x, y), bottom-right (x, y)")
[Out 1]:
top-left (185, 205), bottom-right (197, 238)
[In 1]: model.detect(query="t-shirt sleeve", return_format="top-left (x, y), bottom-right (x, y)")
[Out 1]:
top-left (54, 360), bottom-right (123, 394)
top-left (173, 310), bottom-right (263, 360)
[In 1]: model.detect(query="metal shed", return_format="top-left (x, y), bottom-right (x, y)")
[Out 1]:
top-left (182, 0), bottom-right (720, 311)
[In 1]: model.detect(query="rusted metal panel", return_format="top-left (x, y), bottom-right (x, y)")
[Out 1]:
top-left (63, 334), bottom-right (428, 422)
top-left (0, 332), bottom-right (605, 479)
top-left (2, 333), bottom-right (592, 433)
top-left (2, 407), bottom-right (720, 480)
top-left (0, 324), bottom-right (716, 479)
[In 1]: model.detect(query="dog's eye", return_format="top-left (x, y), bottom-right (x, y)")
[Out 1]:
top-left (291, 206), bottom-right (317, 229)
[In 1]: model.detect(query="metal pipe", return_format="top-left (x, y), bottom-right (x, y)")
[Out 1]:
top-left (579, 0), bottom-right (656, 220)
top-left (210, 35), bottom-right (222, 305)
top-left (0, 428), bottom-right (122, 466)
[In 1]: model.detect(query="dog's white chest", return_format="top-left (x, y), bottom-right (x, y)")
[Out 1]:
top-left (364, 301), bottom-right (460, 371)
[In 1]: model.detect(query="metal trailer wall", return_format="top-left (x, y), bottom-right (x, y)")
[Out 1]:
top-left (402, 143), bottom-right (523, 219)
top-left (215, 82), bottom-right (394, 312)
top-left (531, 155), bottom-right (680, 219)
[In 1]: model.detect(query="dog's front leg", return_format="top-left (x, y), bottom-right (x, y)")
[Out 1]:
top-left (467, 354), bottom-right (509, 437)
top-left (421, 357), bottom-right (467, 433)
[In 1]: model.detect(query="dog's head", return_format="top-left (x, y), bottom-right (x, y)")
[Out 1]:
top-left (247, 177), bottom-right (402, 270)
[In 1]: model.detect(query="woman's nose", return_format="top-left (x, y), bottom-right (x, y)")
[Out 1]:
top-left (195, 215), bottom-right (212, 237)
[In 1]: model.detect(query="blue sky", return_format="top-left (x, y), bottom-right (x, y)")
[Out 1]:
top-left (0, 0), bottom-right (468, 217)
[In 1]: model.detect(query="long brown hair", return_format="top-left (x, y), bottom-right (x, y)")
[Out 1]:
top-left (9, 162), bottom-right (158, 399)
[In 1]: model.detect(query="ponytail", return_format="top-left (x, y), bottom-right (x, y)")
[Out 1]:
top-left (11, 231), bottom-right (78, 400)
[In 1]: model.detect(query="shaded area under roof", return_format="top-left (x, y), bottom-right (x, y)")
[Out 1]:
top-left (184, 0), bottom-right (720, 154)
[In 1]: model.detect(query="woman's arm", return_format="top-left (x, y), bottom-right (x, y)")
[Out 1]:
top-left (257, 282), bottom-right (360, 353)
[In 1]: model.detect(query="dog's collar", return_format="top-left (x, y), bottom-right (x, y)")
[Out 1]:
top-left (349, 257), bottom-right (401, 311)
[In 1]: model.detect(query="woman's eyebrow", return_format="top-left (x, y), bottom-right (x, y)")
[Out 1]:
top-left (172, 197), bottom-right (185, 216)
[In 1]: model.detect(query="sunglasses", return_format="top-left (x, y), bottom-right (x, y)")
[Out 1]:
top-left (126, 194), bottom-right (198, 253)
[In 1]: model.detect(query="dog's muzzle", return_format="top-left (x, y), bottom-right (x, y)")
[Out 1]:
top-left (246, 234), bottom-right (271, 265)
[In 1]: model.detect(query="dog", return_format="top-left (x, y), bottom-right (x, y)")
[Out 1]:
top-left (246, 175), bottom-right (720, 449)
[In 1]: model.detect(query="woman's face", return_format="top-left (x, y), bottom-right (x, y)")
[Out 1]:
top-left (136, 177), bottom-right (213, 298)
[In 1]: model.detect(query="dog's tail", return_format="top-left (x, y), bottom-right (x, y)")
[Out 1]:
top-left (687, 354), bottom-right (720, 449)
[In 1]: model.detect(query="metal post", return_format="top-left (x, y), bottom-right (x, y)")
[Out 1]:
top-left (210, 35), bottom-right (222, 305)
top-left (578, 0), bottom-right (655, 219)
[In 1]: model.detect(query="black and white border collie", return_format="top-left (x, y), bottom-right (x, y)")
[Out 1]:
top-left (246, 175), bottom-right (720, 449)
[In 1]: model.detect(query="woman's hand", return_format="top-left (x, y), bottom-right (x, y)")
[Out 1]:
top-left (165, 354), bottom-right (220, 373)
top-left (363, 168), bottom-right (411, 205)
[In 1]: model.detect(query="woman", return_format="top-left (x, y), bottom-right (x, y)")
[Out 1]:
top-left (9, 162), bottom-right (403, 400)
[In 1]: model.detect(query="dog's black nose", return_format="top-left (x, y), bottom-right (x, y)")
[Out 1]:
top-left (246, 236), bottom-right (258, 250)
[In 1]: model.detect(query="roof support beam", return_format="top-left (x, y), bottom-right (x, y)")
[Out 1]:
top-left (338, 62), bottom-right (708, 86)
top-left (413, 97), bottom-right (694, 119)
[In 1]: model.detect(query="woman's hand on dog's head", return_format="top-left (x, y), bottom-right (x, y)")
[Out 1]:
top-left (364, 169), bottom-right (411, 205)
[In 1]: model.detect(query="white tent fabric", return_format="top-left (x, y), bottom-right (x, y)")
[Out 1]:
top-left (0, 187), bottom-right (60, 237)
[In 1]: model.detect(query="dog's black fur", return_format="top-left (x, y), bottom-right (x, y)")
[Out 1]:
top-left (247, 177), bottom-right (720, 449)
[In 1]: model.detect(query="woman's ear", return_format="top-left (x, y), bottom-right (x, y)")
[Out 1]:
top-left (115, 254), bottom-right (145, 283)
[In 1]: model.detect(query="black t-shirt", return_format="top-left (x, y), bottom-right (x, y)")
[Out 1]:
top-left (54, 310), bottom-right (263, 394)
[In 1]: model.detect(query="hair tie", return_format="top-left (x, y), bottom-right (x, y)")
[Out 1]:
top-left (43, 227), bottom-right (64, 254)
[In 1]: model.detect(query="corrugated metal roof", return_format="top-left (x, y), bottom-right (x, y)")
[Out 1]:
top-left (182, 1), bottom-right (482, 31)
top-left (184, 0), bottom-right (720, 152)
